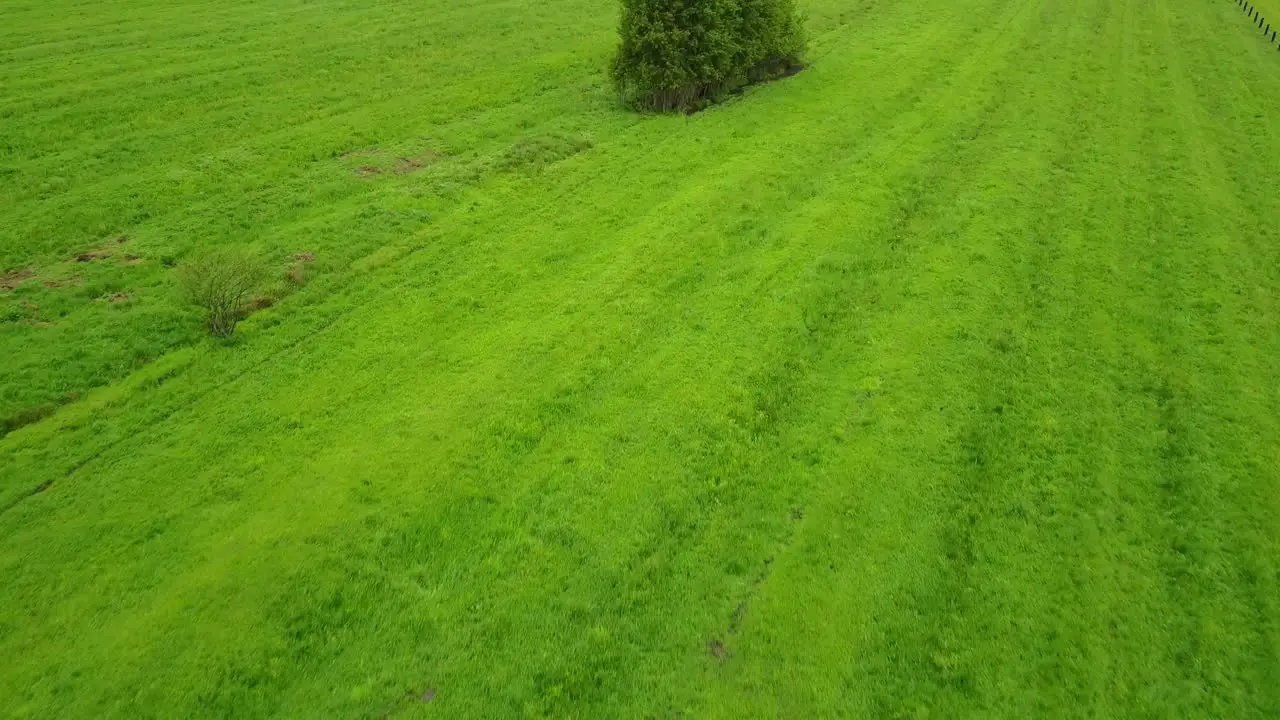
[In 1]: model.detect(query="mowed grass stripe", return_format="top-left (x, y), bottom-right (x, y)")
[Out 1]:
top-left (1158, 0), bottom-right (1280, 704)
top-left (700, 0), bottom-right (1161, 712)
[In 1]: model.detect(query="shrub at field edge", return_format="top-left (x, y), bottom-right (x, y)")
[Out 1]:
top-left (610, 0), bottom-right (806, 112)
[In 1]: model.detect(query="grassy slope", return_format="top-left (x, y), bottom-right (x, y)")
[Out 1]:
top-left (3, 0), bottom-right (1280, 716)
top-left (0, 0), bottom-right (620, 426)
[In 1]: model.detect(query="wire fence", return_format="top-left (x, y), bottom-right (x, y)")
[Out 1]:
top-left (1236, 0), bottom-right (1280, 48)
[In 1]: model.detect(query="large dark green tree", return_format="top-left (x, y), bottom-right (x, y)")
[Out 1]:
top-left (610, 0), bottom-right (805, 112)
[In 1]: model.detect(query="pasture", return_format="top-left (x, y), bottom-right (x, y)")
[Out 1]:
top-left (2, 0), bottom-right (1280, 716)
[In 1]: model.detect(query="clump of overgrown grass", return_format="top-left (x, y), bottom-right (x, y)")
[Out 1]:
top-left (610, 0), bottom-right (806, 112)
top-left (498, 134), bottom-right (594, 172)
top-left (177, 250), bottom-right (266, 338)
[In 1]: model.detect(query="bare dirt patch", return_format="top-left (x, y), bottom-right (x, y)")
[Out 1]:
top-left (41, 275), bottom-right (81, 290)
top-left (284, 252), bottom-right (315, 287)
top-left (708, 639), bottom-right (729, 661)
top-left (247, 295), bottom-right (275, 312)
top-left (0, 404), bottom-right (56, 438)
top-left (0, 267), bottom-right (35, 291)
top-left (71, 235), bottom-right (132, 264)
top-left (376, 686), bottom-right (437, 718)
top-left (394, 151), bottom-right (444, 175)
top-left (341, 142), bottom-right (447, 179)
top-left (74, 248), bottom-right (113, 263)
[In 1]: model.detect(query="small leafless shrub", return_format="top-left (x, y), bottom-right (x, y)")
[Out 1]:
top-left (177, 250), bottom-right (266, 337)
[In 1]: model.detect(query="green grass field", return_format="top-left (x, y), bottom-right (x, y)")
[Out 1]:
top-left (3, 0), bottom-right (1280, 716)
